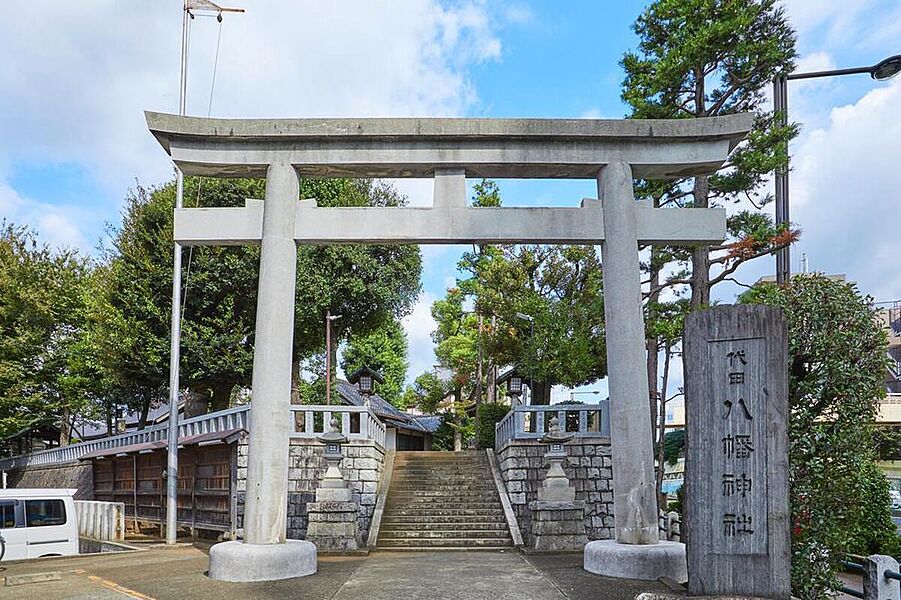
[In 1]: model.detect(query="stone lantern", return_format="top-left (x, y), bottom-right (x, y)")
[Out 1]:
top-left (529, 415), bottom-right (588, 552)
top-left (305, 416), bottom-right (363, 552)
top-left (347, 365), bottom-right (384, 407)
top-left (315, 417), bottom-right (350, 502)
top-left (538, 416), bottom-right (575, 501)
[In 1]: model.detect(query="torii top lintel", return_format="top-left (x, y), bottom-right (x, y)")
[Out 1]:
top-left (145, 111), bottom-right (753, 180)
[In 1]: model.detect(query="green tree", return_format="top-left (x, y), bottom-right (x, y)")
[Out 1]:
top-left (97, 176), bottom-right (421, 423)
top-left (622, 0), bottom-right (799, 436)
top-left (0, 224), bottom-right (91, 442)
top-left (743, 275), bottom-right (899, 597)
top-left (341, 319), bottom-right (409, 408)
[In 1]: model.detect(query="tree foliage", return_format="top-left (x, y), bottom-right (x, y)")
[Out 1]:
top-left (412, 180), bottom-right (607, 411)
top-left (622, 0), bottom-right (799, 309)
top-left (742, 275), bottom-right (899, 597)
top-left (341, 319), bottom-right (409, 408)
top-left (0, 224), bottom-right (91, 439)
top-left (94, 176), bottom-right (421, 421)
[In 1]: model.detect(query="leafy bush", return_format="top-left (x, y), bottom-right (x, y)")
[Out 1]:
top-left (743, 275), bottom-right (893, 598)
top-left (476, 404), bottom-right (511, 449)
top-left (430, 411), bottom-right (473, 451)
top-left (846, 460), bottom-right (901, 559)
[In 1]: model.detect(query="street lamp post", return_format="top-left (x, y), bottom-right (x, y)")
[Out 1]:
top-left (515, 312), bottom-right (535, 405)
top-left (773, 53), bottom-right (901, 284)
top-left (325, 312), bottom-right (342, 405)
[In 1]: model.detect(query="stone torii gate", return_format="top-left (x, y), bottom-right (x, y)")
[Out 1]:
top-left (146, 111), bottom-right (752, 582)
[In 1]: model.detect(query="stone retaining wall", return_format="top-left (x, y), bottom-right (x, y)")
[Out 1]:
top-left (7, 462), bottom-right (93, 499)
top-left (235, 439), bottom-right (384, 540)
top-left (496, 438), bottom-right (614, 546)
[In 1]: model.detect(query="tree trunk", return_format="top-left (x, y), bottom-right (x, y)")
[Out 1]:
top-left (647, 220), bottom-right (661, 437)
top-left (183, 389), bottom-right (208, 419)
top-left (475, 314), bottom-right (483, 448)
top-left (105, 405), bottom-right (113, 438)
top-left (291, 356), bottom-right (302, 405)
top-left (138, 395), bottom-right (152, 430)
top-left (487, 315), bottom-right (497, 404)
top-left (690, 175), bottom-right (711, 309)
top-left (59, 406), bottom-right (71, 446)
top-left (453, 387), bottom-right (463, 451)
top-left (656, 344), bottom-right (673, 509)
top-left (209, 381), bottom-right (234, 413)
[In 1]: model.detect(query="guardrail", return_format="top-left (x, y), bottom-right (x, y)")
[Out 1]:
top-left (75, 500), bottom-right (125, 542)
top-left (494, 402), bottom-right (610, 451)
top-left (0, 403), bottom-right (388, 471)
top-left (290, 405), bottom-right (386, 449)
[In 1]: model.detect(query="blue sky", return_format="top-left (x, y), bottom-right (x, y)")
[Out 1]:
top-left (2, 1), bottom-right (901, 400)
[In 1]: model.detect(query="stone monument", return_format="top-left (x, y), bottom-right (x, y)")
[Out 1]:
top-left (305, 418), bottom-right (364, 552)
top-left (684, 304), bottom-right (790, 598)
top-left (530, 417), bottom-right (588, 552)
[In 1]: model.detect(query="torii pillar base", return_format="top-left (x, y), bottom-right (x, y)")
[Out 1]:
top-left (584, 540), bottom-right (686, 582)
top-left (209, 540), bottom-right (317, 582)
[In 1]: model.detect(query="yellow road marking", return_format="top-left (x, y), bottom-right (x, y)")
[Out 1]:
top-left (83, 574), bottom-right (157, 600)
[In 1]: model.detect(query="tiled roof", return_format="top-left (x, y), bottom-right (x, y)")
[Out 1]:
top-left (336, 381), bottom-right (438, 433)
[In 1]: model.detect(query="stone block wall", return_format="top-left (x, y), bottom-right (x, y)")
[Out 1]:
top-left (8, 462), bottom-right (94, 499)
top-left (235, 439), bottom-right (384, 541)
top-left (496, 438), bottom-right (614, 546)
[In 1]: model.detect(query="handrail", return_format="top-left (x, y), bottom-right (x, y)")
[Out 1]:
top-left (0, 403), bottom-right (388, 471)
top-left (494, 401), bottom-right (610, 451)
top-left (289, 405), bottom-right (386, 449)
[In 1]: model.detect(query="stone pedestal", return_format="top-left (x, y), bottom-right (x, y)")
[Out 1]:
top-left (208, 539), bottom-right (317, 582)
top-left (584, 540), bottom-right (687, 582)
top-left (530, 500), bottom-right (588, 551)
top-left (305, 500), bottom-right (363, 552)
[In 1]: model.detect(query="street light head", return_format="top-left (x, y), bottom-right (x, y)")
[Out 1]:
top-left (515, 312), bottom-right (534, 322)
top-left (871, 54), bottom-right (901, 81)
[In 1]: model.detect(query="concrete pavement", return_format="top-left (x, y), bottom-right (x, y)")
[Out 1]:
top-left (0, 546), bottom-right (671, 599)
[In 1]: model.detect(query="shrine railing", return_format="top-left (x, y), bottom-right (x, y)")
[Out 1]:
top-left (289, 405), bottom-right (386, 449)
top-left (0, 403), bottom-right (388, 472)
top-left (494, 402), bottom-right (610, 451)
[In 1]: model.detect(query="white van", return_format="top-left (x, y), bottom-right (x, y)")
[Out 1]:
top-left (0, 489), bottom-right (79, 561)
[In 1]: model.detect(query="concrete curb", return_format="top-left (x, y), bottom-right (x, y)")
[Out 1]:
top-left (366, 449), bottom-right (395, 548)
top-left (487, 448), bottom-right (524, 547)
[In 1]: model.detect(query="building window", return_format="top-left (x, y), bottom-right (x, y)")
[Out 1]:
top-left (25, 499), bottom-right (66, 527)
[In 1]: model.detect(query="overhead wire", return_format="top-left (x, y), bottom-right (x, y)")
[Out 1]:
top-left (181, 12), bottom-right (225, 318)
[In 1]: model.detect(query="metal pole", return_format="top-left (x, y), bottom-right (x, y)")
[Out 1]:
top-left (773, 74), bottom-right (790, 284)
top-left (529, 320), bottom-right (534, 405)
top-left (165, 2), bottom-right (190, 545)
top-left (325, 311), bottom-right (332, 405)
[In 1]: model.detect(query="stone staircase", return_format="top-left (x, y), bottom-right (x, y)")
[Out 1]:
top-left (377, 451), bottom-right (513, 550)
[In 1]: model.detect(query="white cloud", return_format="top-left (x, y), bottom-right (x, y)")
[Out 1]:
top-left (402, 291), bottom-right (438, 383)
top-left (0, 181), bottom-right (91, 251)
top-left (790, 77), bottom-right (901, 301)
top-left (0, 0), bottom-right (502, 248)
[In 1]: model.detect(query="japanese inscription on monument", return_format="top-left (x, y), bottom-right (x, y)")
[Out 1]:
top-left (684, 305), bottom-right (790, 599)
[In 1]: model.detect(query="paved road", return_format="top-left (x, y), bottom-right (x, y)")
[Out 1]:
top-left (0, 546), bottom-right (669, 600)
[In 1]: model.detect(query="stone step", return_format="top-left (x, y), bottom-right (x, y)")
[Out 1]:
top-left (385, 498), bottom-right (502, 507)
top-left (387, 490), bottom-right (500, 498)
top-left (380, 523), bottom-right (509, 533)
top-left (388, 483), bottom-right (497, 496)
top-left (381, 514), bottom-right (507, 524)
top-left (381, 507), bottom-right (505, 517)
top-left (379, 529), bottom-right (509, 539)
top-left (377, 537), bottom-right (512, 548)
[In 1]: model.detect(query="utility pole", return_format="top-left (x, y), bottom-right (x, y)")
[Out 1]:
top-left (325, 312), bottom-right (342, 404)
top-left (165, 0), bottom-right (243, 546)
